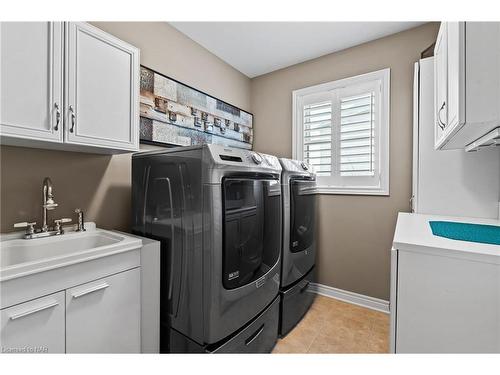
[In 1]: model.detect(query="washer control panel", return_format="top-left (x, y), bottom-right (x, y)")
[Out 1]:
top-left (208, 144), bottom-right (281, 171)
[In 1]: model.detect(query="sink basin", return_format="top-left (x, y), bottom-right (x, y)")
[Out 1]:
top-left (0, 225), bottom-right (142, 281)
top-left (1, 233), bottom-right (121, 268)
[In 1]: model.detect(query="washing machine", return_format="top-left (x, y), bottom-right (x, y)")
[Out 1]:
top-left (278, 158), bottom-right (317, 336)
top-left (132, 144), bottom-right (282, 353)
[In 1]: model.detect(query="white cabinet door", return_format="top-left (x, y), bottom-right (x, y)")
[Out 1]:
top-left (0, 22), bottom-right (63, 143)
top-left (0, 291), bottom-right (65, 353)
top-left (446, 22), bottom-right (465, 132)
top-left (395, 251), bottom-right (500, 353)
top-left (434, 22), bottom-right (500, 150)
top-left (433, 23), bottom-right (448, 147)
top-left (65, 22), bottom-right (139, 152)
top-left (65, 268), bottom-right (140, 353)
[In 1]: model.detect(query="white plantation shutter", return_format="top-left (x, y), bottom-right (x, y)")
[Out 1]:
top-left (294, 69), bottom-right (389, 195)
top-left (303, 101), bottom-right (332, 176)
top-left (339, 90), bottom-right (376, 177)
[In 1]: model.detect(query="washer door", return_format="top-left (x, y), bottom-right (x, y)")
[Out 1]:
top-left (202, 176), bottom-right (281, 345)
top-left (223, 178), bottom-right (281, 290)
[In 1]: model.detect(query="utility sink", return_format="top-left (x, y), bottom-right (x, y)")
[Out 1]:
top-left (0, 224), bottom-right (142, 281)
top-left (1, 233), bottom-right (120, 267)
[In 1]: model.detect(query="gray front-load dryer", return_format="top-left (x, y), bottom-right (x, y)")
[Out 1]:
top-left (278, 158), bottom-right (317, 336)
top-left (279, 158), bottom-right (317, 288)
top-left (132, 144), bottom-right (282, 352)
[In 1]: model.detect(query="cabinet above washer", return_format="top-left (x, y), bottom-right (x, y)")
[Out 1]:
top-left (0, 22), bottom-right (139, 154)
top-left (433, 22), bottom-right (500, 151)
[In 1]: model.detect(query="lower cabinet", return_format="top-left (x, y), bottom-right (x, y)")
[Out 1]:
top-left (0, 268), bottom-right (140, 353)
top-left (1, 291), bottom-right (65, 353)
top-left (391, 249), bottom-right (500, 353)
top-left (66, 268), bottom-right (141, 353)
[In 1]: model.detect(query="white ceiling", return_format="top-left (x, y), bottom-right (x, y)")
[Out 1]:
top-left (170, 22), bottom-right (425, 78)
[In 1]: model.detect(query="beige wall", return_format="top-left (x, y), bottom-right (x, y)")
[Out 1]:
top-left (0, 22), bottom-right (439, 301)
top-left (251, 23), bottom-right (440, 300)
top-left (0, 22), bottom-right (251, 233)
top-left (91, 22), bottom-right (251, 111)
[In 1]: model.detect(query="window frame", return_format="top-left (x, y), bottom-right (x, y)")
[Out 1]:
top-left (292, 68), bottom-right (390, 196)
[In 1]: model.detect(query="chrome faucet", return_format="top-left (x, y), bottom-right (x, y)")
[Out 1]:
top-left (42, 177), bottom-right (58, 232)
top-left (13, 177), bottom-right (72, 239)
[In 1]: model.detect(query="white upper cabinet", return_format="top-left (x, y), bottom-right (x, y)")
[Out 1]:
top-left (433, 23), bottom-right (448, 145)
top-left (0, 22), bottom-right (64, 143)
top-left (0, 22), bottom-right (139, 154)
top-left (434, 22), bottom-right (500, 150)
top-left (65, 22), bottom-right (139, 152)
top-left (445, 22), bottom-right (465, 132)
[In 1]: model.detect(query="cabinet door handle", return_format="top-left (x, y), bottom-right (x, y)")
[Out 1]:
top-left (9, 300), bottom-right (59, 320)
top-left (437, 101), bottom-right (446, 130)
top-left (54, 102), bottom-right (61, 131)
top-left (69, 105), bottom-right (76, 133)
top-left (71, 282), bottom-right (109, 299)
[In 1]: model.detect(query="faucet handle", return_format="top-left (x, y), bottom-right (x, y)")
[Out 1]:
top-left (54, 218), bottom-right (72, 225)
top-left (54, 217), bottom-right (72, 229)
top-left (14, 222), bottom-right (36, 235)
top-left (14, 221), bottom-right (36, 228)
top-left (54, 218), bottom-right (72, 234)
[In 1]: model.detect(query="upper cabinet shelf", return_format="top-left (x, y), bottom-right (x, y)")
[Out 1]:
top-left (434, 22), bottom-right (500, 151)
top-left (0, 22), bottom-right (140, 154)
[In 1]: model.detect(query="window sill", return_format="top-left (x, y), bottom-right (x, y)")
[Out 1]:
top-left (313, 186), bottom-right (389, 196)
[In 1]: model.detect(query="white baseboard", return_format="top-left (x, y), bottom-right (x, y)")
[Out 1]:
top-left (311, 283), bottom-right (390, 314)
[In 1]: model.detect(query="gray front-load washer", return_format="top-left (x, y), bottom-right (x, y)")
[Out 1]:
top-left (132, 144), bottom-right (282, 353)
top-left (278, 158), bottom-right (317, 336)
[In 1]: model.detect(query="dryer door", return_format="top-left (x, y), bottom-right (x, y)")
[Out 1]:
top-left (290, 178), bottom-right (316, 253)
top-left (282, 177), bottom-right (316, 287)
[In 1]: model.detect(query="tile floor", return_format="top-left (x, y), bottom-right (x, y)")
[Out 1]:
top-left (272, 295), bottom-right (390, 353)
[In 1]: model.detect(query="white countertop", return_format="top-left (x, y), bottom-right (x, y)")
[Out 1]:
top-left (392, 212), bottom-right (500, 259)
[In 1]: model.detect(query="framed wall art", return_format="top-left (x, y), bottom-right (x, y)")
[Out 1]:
top-left (139, 66), bottom-right (253, 150)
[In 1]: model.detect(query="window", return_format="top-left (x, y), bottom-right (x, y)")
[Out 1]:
top-left (293, 69), bottom-right (390, 195)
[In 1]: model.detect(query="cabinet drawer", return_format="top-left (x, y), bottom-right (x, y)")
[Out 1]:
top-left (1, 291), bottom-right (65, 353)
top-left (212, 296), bottom-right (279, 353)
top-left (65, 268), bottom-right (140, 353)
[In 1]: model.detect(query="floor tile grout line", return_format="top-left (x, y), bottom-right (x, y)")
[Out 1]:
top-left (304, 329), bottom-right (322, 353)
